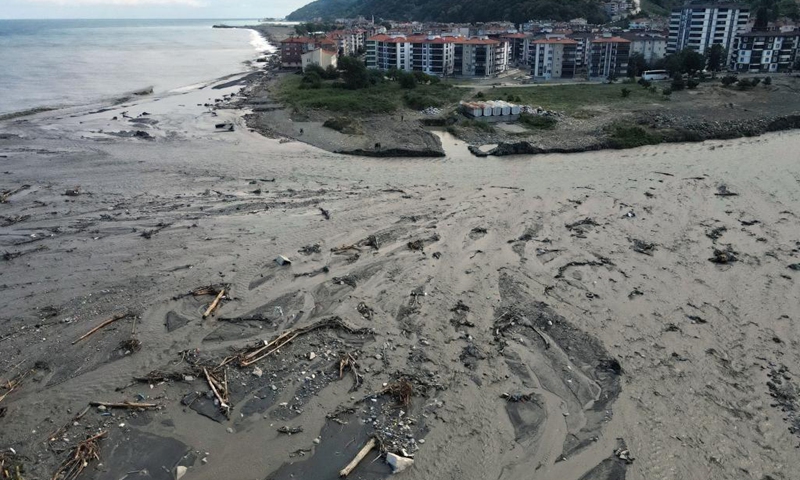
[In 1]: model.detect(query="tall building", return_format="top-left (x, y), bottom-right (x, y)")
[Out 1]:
top-left (410, 36), bottom-right (456, 76)
top-left (365, 35), bottom-right (412, 70)
top-left (500, 33), bottom-right (529, 65)
top-left (366, 35), bottom-right (508, 77)
top-left (531, 37), bottom-right (579, 79)
top-left (668, 2), bottom-right (750, 54)
top-left (620, 32), bottom-right (668, 63)
top-left (280, 37), bottom-right (318, 69)
top-left (588, 36), bottom-right (631, 78)
top-left (731, 31), bottom-right (800, 73)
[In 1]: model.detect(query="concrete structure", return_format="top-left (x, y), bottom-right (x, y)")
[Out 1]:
top-left (588, 36), bottom-right (631, 78)
top-left (410, 36), bottom-right (456, 76)
top-left (301, 48), bottom-right (338, 71)
top-left (620, 32), bottom-right (668, 63)
top-left (366, 34), bottom-right (413, 70)
top-left (454, 37), bottom-right (507, 76)
top-left (668, 2), bottom-right (750, 54)
top-left (366, 34), bottom-right (509, 77)
top-left (731, 31), bottom-right (800, 72)
top-left (531, 37), bottom-right (579, 79)
top-left (280, 37), bottom-right (317, 69)
top-left (500, 33), bottom-right (529, 65)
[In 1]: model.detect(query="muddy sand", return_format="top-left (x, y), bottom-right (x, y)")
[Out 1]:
top-left (1, 73), bottom-right (800, 480)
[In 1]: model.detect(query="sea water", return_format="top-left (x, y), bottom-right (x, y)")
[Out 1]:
top-left (0, 19), bottom-right (275, 115)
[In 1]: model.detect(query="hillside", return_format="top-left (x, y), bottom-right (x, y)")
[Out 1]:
top-left (286, 0), bottom-right (609, 24)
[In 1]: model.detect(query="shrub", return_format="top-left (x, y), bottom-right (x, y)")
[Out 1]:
top-left (662, 87), bottom-right (673, 96)
top-left (304, 64), bottom-right (326, 77)
top-left (324, 65), bottom-right (339, 80)
top-left (367, 69), bottom-right (385, 85)
top-left (721, 75), bottom-right (738, 86)
top-left (764, 76), bottom-right (772, 86)
top-left (399, 71), bottom-right (416, 89)
top-left (649, 85), bottom-right (658, 94)
top-left (671, 74), bottom-right (686, 91)
top-left (518, 113), bottom-right (557, 129)
top-left (606, 124), bottom-right (664, 149)
top-left (638, 78), bottom-right (652, 88)
top-left (622, 77), bottom-right (636, 84)
top-left (752, 77), bottom-right (762, 86)
top-left (737, 78), bottom-right (755, 90)
top-left (300, 71), bottom-right (322, 89)
top-left (687, 78), bottom-right (700, 89)
top-left (621, 87), bottom-right (632, 98)
top-left (474, 91), bottom-right (485, 99)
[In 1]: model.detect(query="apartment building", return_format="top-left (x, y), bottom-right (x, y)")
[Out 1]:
top-left (366, 35), bottom-right (508, 77)
top-left (731, 31), bottom-right (800, 72)
top-left (410, 36), bottom-right (456, 76)
top-left (500, 32), bottom-right (529, 65)
top-left (668, 2), bottom-right (750, 54)
top-left (588, 36), bottom-right (631, 78)
top-left (365, 34), bottom-right (412, 70)
top-left (620, 32), bottom-right (668, 63)
top-left (301, 48), bottom-right (339, 71)
top-left (280, 37), bottom-right (318, 68)
top-left (531, 37), bottom-right (579, 79)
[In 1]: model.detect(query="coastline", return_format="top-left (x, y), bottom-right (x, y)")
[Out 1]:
top-left (232, 27), bottom-right (800, 158)
top-left (1, 22), bottom-right (800, 480)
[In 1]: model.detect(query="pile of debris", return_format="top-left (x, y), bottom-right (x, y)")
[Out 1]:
top-left (520, 105), bottom-right (561, 117)
top-left (421, 107), bottom-right (441, 116)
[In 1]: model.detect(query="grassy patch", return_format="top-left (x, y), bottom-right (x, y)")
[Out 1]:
top-left (518, 113), bottom-right (557, 130)
top-left (486, 83), bottom-right (663, 114)
top-left (605, 123), bottom-right (664, 149)
top-left (275, 75), bottom-right (466, 114)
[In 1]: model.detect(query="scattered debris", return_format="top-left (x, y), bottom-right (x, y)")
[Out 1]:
top-left (203, 367), bottom-right (230, 417)
top-left (3, 245), bottom-right (47, 262)
top-left (381, 379), bottom-right (413, 407)
top-left (386, 452), bottom-right (414, 474)
top-left (202, 289), bottom-right (226, 319)
top-left (357, 302), bottom-right (375, 320)
top-left (64, 186), bottom-right (81, 197)
top-left (0, 369), bottom-right (34, 404)
top-left (339, 353), bottom-right (363, 391)
top-left (52, 431), bottom-right (107, 480)
top-left (277, 426), bottom-right (304, 435)
top-left (631, 239), bottom-right (656, 256)
top-left (614, 441), bottom-right (635, 464)
top-left (0, 184), bottom-right (30, 203)
top-left (232, 317), bottom-right (371, 367)
top-left (706, 226), bottom-right (727, 241)
top-left (565, 217), bottom-right (599, 230)
top-left (788, 263), bottom-right (800, 271)
top-left (686, 315), bottom-right (707, 324)
top-left (332, 275), bottom-right (357, 288)
top-left (708, 247), bottom-right (738, 264)
top-left (501, 392), bottom-right (534, 402)
top-left (407, 239), bottom-right (424, 252)
top-left (450, 301), bottom-right (470, 313)
top-left (554, 256), bottom-right (614, 279)
top-left (715, 185), bottom-right (739, 197)
top-left (298, 244), bottom-right (322, 255)
top-left (89, 401), bottom-right (157, 409)
top-left (319, 207), bottom-right (331, 220)
top-left (275, 255), bottom-right (292, 266)
top-left (118, 338), bottom-right (142, 354)
top-left (339, 437), bottom-right (377, 477)
top-left (72, 312), bottom-right (133, 345)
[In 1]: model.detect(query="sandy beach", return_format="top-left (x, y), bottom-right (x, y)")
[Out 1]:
top-left (1, 62), bottom-right (800, 480)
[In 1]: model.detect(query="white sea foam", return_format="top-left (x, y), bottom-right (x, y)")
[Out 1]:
top-left (249, 30), bottom-right (276, 54)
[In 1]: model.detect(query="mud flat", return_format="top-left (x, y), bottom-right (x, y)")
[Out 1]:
top-left (1, 75), bottom-right (799, 480)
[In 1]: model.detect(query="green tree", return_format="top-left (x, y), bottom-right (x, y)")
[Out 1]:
top-left (706, 44), bottom-right (727, 77)
top-left (399, 71), bottom-right (417, 89)
top-left (338, 56), bottom-right (370, 90)
top-left (752, 0), bottom-right (779, 29)
top-left (627, 52), bottom-right (648, 78)
top-left (671, 73), bottom-right (686, 91)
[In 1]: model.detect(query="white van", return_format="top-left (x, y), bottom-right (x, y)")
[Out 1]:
top-left (641, 70), bottom-right (670, 81)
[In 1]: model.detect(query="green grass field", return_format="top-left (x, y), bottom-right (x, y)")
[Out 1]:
top-left (484, 83), bottom-right (666, 113)
top-left (275, 75), bottom-right (466, 114)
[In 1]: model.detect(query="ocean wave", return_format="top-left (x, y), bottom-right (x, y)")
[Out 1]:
top-left (249, 30), bottom-right (276, 54)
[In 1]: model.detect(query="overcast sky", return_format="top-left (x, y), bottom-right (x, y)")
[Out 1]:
top-left (1, 0), bottom-right (310, 19)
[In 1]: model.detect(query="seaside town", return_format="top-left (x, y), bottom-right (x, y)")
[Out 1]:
top-left (277, 1), bottom-right (800, 80)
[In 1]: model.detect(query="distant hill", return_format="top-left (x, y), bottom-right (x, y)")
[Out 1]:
top-left (286, 0), bottom-right (610, 24)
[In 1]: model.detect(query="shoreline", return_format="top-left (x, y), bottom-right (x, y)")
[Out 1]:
top-left (1, 24), bottom-right (800, 480)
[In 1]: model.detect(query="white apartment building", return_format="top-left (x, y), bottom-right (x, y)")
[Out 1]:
top-left (668, 2), bottom-right (750, 54)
